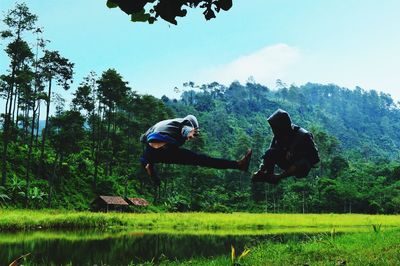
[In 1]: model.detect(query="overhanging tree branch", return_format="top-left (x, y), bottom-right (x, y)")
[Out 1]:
top-left (106, 0), bottom-right (233, 25)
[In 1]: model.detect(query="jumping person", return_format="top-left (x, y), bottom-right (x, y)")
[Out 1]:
top-left (252, 109), bottom-right (320, 184)
top-left (140, 115), bottom-right (252, 185)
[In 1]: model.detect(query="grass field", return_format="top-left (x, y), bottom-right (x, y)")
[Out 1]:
top-left (6, 227), bottom-right (400, 265)
top-left (1, 209), bottom-right (400, 231)
top-left (2, 210), bottom-right (400, 265)
top-left (144, 228), bottom-right (400, 266)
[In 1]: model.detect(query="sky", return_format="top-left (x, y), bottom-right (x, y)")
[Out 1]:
top-left (1, 0), bottom-right (400, 108)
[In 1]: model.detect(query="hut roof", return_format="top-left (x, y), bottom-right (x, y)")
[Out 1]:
top-left (127, 197), bottom-right (149, 206)
top-left (98, 196), bottom-right (129, 206)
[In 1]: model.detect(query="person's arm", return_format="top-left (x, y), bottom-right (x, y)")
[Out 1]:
top-left (183, 126), bottom-right (199, 140)
top-left (307, 133), bottom-right (320, 165)
top-left (259, 136), bottom-right (277, 170)
top-left (269, 136), bottom-right (277, 148)
top-left (294, 133), bottom-right (320, 165)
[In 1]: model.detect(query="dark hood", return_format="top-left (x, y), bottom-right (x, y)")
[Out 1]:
top-left (267, 109), bottom-right (293, 137)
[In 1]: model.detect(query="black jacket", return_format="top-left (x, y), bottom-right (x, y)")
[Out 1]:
top-left (268, 109), bottom-right (320, 166)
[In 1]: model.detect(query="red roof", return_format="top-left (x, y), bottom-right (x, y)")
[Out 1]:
top-left (127, 197), bottom-right (149, 206)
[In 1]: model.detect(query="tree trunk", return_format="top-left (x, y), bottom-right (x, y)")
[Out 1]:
top-left (24, 108), bottom-right (29, 140)
top-left (40, 78), bottom-right (52, 172)
top-left (110, 113), bottom-right (117, 176)
top-left (273, 195), bottom-right (276, 213)
top-left (94, 149), bottom-right (99, 189)
top-left (35, 100), bottom-right (41, 146)
top-left (265, 185), bottom-right (269, 213)
top-left (1, 104), bottom-right (10, 186)
top-left (1, 68), bottom-right (16, 186)
top-left (91, 112), bottom-right (96, 159)
top-left (1, 115), bottom-right (10, 186)
top-left (93, 104), bottom-right (102, 188)
top-left (12, 85), bottom-right (19, 124)
top-left (48, 154), bottom-right (59, 208)
top-left (25, 84), bottom-right (38, 207)
top-left (105, 106), bottom-right (111, 176)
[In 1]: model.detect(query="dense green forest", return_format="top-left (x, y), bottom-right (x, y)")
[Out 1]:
top-left (1, 3), bottom-right (399, 214)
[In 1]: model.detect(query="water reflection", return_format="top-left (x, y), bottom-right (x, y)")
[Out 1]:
top-left (0, 229), bottom-right (339, 265)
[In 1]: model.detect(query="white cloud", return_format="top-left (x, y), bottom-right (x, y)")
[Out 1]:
top-left (193, 44), bottom-right (400, 102)
top-left (198, 44), bottom-right (301, 86)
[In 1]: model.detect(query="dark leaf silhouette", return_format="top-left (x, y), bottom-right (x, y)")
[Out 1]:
top-left (106, 0), bottom-right (233, 25)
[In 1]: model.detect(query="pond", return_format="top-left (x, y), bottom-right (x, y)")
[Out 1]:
top-left (0, 228), bottom-right (352, 265)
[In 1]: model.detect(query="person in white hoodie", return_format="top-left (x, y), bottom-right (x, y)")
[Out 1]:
top-left (140, 115), bottom-right (252, 185)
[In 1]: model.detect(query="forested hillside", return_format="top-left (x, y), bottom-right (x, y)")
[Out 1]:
top-left (169, 81), bottom-right (400, 160)
top-left (1, 3), bottom-right (399, 214)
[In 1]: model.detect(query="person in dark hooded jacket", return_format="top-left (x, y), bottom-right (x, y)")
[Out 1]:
top-left (252, 109), bottom-right (320, 184)
top-left (140, 115), bottom-right (252, 185)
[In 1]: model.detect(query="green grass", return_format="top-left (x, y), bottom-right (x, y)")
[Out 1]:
top-left (0, 226), bottom-right (381, 245)
top-left (2, 210), bottom-right (399, 265)
top-left (136, 229), bottom-right (400, 266)
top-left (10, 228), bottom-right (400, 265)
top-left (1, 209), bottom-right (400, 231)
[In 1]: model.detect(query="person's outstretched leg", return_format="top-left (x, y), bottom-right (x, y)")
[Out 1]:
top-left (157, 145), bottom-right (252, 171)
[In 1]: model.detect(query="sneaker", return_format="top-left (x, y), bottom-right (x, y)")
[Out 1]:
top-left (251, 169), bottom-right (266, 182)
top-left (238, 149), bottom-right (253, 172)
top-left (251, 171), bottom-right (281, 184)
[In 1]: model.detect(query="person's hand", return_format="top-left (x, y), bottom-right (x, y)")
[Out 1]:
top-left (187, 128), bottom-right (199, 140)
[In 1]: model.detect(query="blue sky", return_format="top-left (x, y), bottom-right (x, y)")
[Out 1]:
top-left (1, 0), bottom-right (400, 108)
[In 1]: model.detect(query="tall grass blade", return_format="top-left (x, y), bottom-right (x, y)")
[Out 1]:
top-left (9, 253), bottom-right (30, 266)
top-left (231, 245), bottom-right (235, 263)
top-left (238, 248), bottom-right (251, 261)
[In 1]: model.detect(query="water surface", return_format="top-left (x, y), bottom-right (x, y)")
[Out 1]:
top-left (0, 228), bottom-right (355, 265)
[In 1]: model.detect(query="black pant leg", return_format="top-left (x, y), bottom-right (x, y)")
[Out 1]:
top-left (292, 158), bottom-right (312, 178)
top-left (140, 144), bottom-right (157, 165)
top-left (262, 148), bottom-right (313, 178)
top-left (262, 148), bottom-right (291, 173)
top-left (153, 144), bottom-right (239, 169)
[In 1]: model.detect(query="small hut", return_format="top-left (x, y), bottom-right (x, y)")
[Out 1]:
top-left (92, 195), bottom-right (129, 212)
top-left (126, 197), bottom-right (149, 207)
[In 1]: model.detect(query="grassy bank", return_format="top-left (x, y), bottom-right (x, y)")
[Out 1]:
top-left (0, 226), bottom-right (377, 244)
top-left (0, 226), bottom-right (383, 245)
top-left (1, 209), bottom-right (400, 231)
top-left (136, 229), bottom-right (400, 266)
top-left (12, 228), bottom-right (400, 265)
